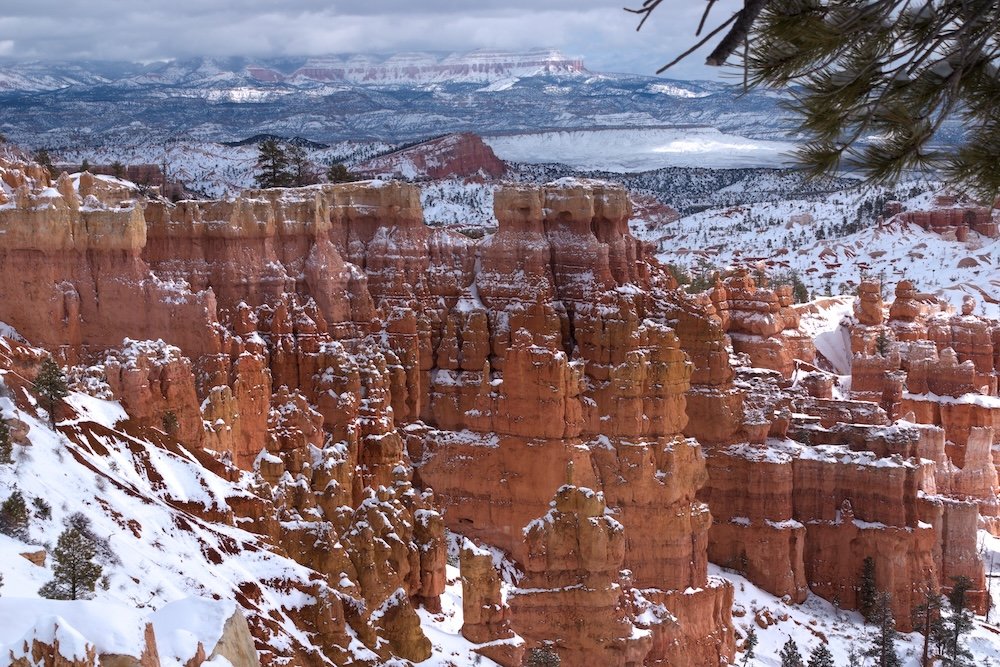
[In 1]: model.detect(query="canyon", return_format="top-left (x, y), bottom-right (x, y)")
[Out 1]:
top-left (0, 157), bottom-right (998, 665)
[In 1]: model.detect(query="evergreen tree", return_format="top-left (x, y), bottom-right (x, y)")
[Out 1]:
top-left (780, 636), bottom-right (804, 667)
top-left (524, 647), bottom-right (561, 667)
top-left (742, 626), bottom-right (758, 667)
top-left (0, 488), bottom-right (29, 540)
top-left (33, 149), bottom-right (54, 176)
top-left (913, 585), bottom-right (943, 667)
top-left (38, 526), bottom-right (103, 600)
top-left (110, 161), bottom-right (126, 179)
top-left (287, 143), bottom-right (317, 187)
top-left (80, 158), bottom-right (90, 172)
top-left (162, 410), bottom-right (179, 436)
top-left (326, 162), bottom-right (358, 183)
top-left (629, 0), bottom-right (1000, 200)
top-left (859, 556), bottom-right (877, 622)
top-left (254, 138), bottom-right (294, 188)
top-left (875, 330), bottom-right (891, 357)
top-left (865, 592), bottom-right (902, 667)
top-left (940, 576), bottom-right (975, 666)
top-left (807, 643), bottom-right (835, 667)
top-left (34, 357), bottom-right (69, 427)
top-left (0, 419), bottom-right (12, 464)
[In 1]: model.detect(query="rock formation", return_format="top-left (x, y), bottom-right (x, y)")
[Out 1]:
top-left (1, 154), bottom-right (994, 663)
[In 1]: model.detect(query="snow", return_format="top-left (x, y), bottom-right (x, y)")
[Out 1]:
top-left (0, 597), bottom-right (237, 667)
top-left (484, 127), bottom-right (797, 171)
top-left (654, 182), bottom-right (1000, 318)
top-left (0, 375), bottom-right (334, 664)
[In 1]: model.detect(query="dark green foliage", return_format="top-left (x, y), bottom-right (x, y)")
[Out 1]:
top-left (913, 585), bottom-right (942, 667)
top-left (38, 526), bottom-right (103, 600)
top-left (780, 636), bottom-right (804, 667)
top-left (524, 647), bottom-right (561, 667)
top-left (0, 488), bottom-right (29, 540)
top-left (741, 626), bottom-right (758, 667)
top-left (287, 143), bottom-right (318, 187)
top-left (32, 496), bottom-right (51, 521)
top-left (64, 512), bottom-right (119, 566)
top-left (632, 0), bottom-right (1000, 201)
top-left (254, 138), bottom-right (294, 188)
top-left (34, 358), bottom-right (69, 427)
top-left (939, 576), bottom-right (975, 666)
top-left (80, 158), bottom-right (90, 173)
top-left (0, 419), bottom-right (11, 464)
top-left (865, 592), bottom-right (902, 667)
top-left (807, 643), bottom-right (834, 667)
top-left (326, 162), bottom-right (358, 183)
top-left (162, 410), bottom-right (179, 435)
top-left (111, 161), bottom-right (125, 179)
top-left (859, 556), bottom-right (877, 622)
top-left (33, 149), bottom-right (54, 176)
top-left (773, 270), bottom-right (810, 303)
top-left (875, 330), bottom-right (891, 357)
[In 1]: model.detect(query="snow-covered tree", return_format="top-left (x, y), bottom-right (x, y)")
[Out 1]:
top-left (0, 419), bottom-right (12, 464)
top-left (38, 526), bottom-right (103, 600)
top-left (780, 636), bottom-right (804, 667)
top-left (807, 642), bottom-right (835, 667)
top-left (741, 626), bottom-right (758, 666)
top-left (0, 488), bottom-right (29, 540)
top-left (865, 592), bottom-right (902, 667)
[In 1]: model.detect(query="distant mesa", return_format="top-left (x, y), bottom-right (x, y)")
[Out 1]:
top-left (246, 49), bottom-right (587, 85)
top-left (354, 133), bottom-right (507, 181)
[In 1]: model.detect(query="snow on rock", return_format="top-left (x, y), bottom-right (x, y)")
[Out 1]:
top-left (0, 597), bottom-right (242, 667)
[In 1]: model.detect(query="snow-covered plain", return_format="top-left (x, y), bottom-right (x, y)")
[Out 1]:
top-left (484, 127), bottom-right (797, 171)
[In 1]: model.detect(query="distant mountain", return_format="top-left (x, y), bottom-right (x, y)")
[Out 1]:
top-left (0, 50), bottom-right (797, 151)
top-left (249, 49), bottom-right (587, 85)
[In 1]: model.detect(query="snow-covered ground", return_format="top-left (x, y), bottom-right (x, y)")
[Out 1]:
top-left (720, 560), bottom-right (1000, 666)
top-left (484, 127), bottom-right (798, 171)
top-left (652, 184), bottom-right (1000, 318)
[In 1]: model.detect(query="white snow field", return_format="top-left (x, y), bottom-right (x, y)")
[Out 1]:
top-left (483, 127), bottom-right (797, 171)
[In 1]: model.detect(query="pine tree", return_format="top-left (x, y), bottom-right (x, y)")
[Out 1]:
top-left (80, 158), bottom-right (90, 173)
top-left (780, 636), bottom-right (804, 667)
top-left (524, 647), bottom-right (561, 667)
top-left (807, 643), bottom-right (835, 667)
top-left (629, 0), bottom-right (1000, 200)
top-left (859, 556), bottom-right (877, 622)
top-left (287, 143), bottom-right (317, 187)
top-left (875, 330), bottom-right (891, 357)
top-left (33, 149), bottom-right (54, 176)
top-left (742, 626), bottom-right (758, 667)
top-left (865, 592), bottom-right (902, 667)
top-left (162, 410), bottom-right (179, 436)
top-left (326, 163), bottom-right (357, 183)
top-left (0, 489), bottom-right (30, 540)
top-left (0, 419), bottom-right (12, 464)
top-left (38, 526), bottom-right (103, 600)
top-left (940, 576), bottom-right (975, 666)
top-left (34, 357), bottom-right (69, 427)
top-left (254, 138), bottom-right (294, 188)
top-left (913, 585), bottom-right (942, 667)
top-left (111, 161), bottom-right (125, 179)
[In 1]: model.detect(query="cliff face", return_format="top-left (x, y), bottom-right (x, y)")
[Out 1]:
top-left (1, 157), bottom-right (994, 664)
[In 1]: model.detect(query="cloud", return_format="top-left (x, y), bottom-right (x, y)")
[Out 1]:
top-left (0, 0), bottom-right (746, 79)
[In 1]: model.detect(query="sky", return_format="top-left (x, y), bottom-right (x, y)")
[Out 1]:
top-left (0, 0), bottom-right (747, 80)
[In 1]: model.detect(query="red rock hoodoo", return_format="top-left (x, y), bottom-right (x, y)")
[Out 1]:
top-left (0, 156), bottom-right (994, 664)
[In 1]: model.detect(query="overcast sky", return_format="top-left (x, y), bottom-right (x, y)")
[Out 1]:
top-left (0, 0), bottom-right (747, 80)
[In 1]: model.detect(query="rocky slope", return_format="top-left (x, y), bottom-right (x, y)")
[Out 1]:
top-left (1, 156), bottom-right (999, 665)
